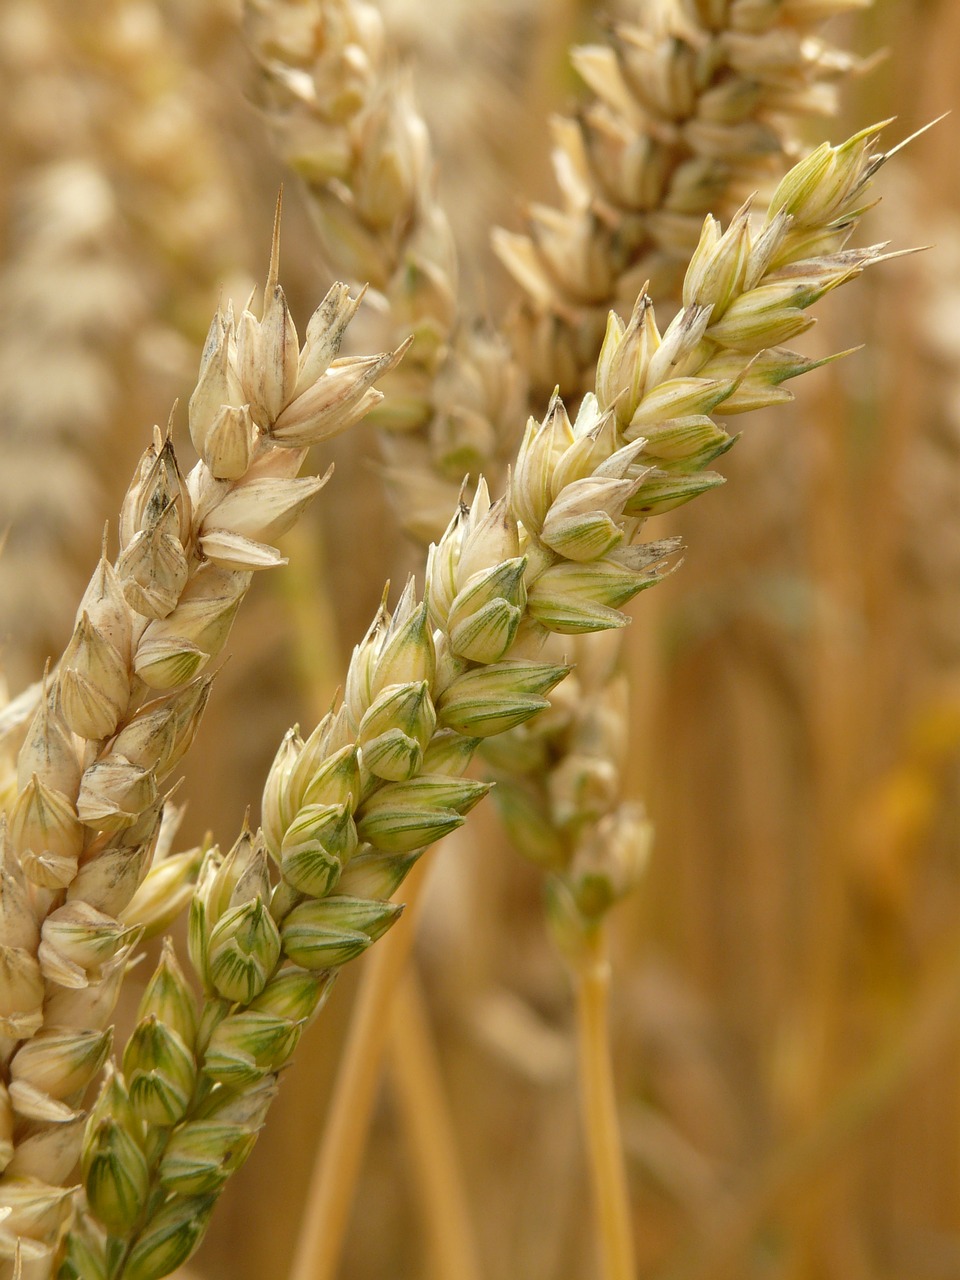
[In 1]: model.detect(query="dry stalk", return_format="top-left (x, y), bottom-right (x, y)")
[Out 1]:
top-left (657, 923), bottom-right (960, 1280)
top-left (388, 969), bottom-right (483, 1280)
top-left (65, 0), bottom-right (251, 344)
top-left (287, 855), bottom-right (433, 1280)
top-left (572, 925), bottom-right (637, 1280)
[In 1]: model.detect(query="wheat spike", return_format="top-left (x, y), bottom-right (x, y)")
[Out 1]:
top-left (0, 233), bottom-right (405, 1271)
top-left (494, 0), bottom-right (871, 400)
top-left (243, 0), bottom-right (527, 542)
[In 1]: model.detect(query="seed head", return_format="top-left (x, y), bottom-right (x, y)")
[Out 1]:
top-left (117, 844), bottom-right (202, 936)
top-left (38, 903), bottom-right (141, 987)
top-left (59, 612), bottom-right (129, 741)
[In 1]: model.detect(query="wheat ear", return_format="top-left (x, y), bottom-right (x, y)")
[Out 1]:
top-left (491, 116), bottom-right (898, 941)
top-left (0, 219), bottom-right (406, 1277)
top-left (243, 0), bottom-right (527, 541)
top-left (0, 154), bottom-right (144, 693)
top-left (494, 0), bottom-right (872, 400)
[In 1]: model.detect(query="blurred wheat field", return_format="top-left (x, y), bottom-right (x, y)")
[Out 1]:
top-left (1, 1), bottom-right (959, 1279)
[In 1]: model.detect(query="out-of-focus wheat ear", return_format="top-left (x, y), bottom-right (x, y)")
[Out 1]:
top-left (243, 0), bottom-right (527, 542)
top-left (0, 0), bottom-right (254, 696)
top-left (0, 157), bottom-right (145, 694)
top-left (494, 0), bottom-right (875, 401)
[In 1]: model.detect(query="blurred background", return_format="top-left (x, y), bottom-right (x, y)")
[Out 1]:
top-left (1, 1), bottom-right (959, 1278)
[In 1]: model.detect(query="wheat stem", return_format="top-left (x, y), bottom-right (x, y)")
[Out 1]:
top-left (287, 852), bottom-right (433, 1280)
top-left (390, 970), bottom-right (483, 1280)
top-left (571, 923), bottom-right (636, 1280)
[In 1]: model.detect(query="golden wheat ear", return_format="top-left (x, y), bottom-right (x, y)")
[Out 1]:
top-left (0, 227), bottom-right (406, 1269)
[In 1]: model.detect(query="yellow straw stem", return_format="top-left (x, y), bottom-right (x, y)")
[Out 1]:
top-left (390, 970), bottom-right (484, 1280)
top-left (287, 852), bottom-right (432, 1280)
top-left (571, 923), bottom-right (637, 1280)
